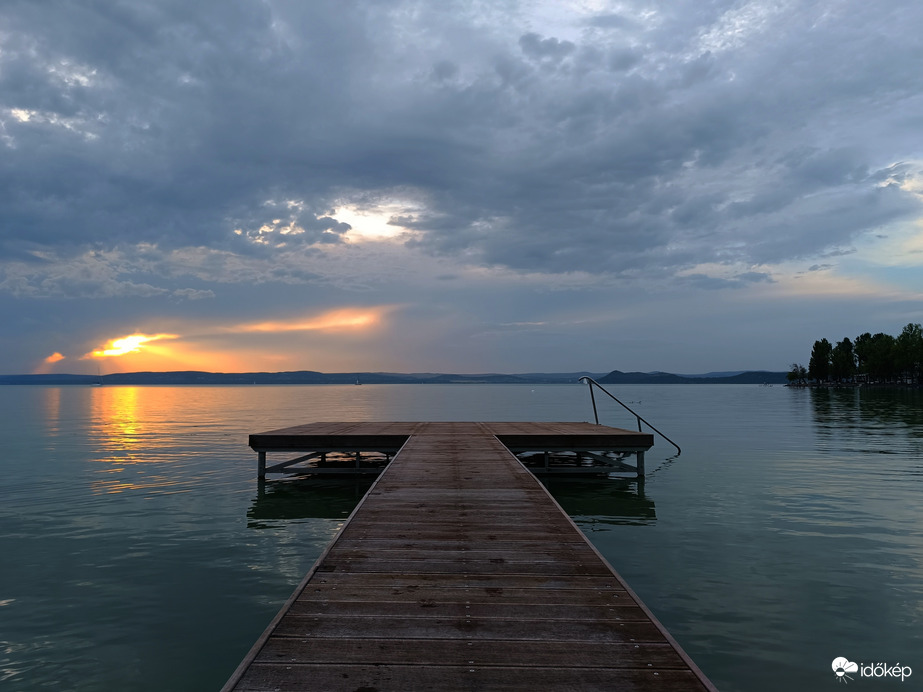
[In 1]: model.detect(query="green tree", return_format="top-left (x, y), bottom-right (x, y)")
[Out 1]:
top-left (801, 326), bottom-right (920, 385)
top-left (865, 333), bottom-right (896, 382)
top-left (830, 338), bottom-right (856, 382)
top-left (787, 363), bottom-right (808, 385)
top-left (808, 338), bottom-right (832, 382)
top-left (895, 323), bottom-right (923, 383)
top-left (854, 332), bottom-right (872, 376)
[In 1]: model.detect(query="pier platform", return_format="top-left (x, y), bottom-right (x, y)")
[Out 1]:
top-left (224, 422), bottom-right (715, 691)
top-left (250, 421), bottom-right (655, 477)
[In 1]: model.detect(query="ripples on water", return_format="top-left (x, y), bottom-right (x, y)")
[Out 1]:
top-left (0, 384), bottom-right (920, 691)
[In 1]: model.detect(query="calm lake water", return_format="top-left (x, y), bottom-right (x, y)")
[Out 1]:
top-left (1, 384), bottom-right (921, 691)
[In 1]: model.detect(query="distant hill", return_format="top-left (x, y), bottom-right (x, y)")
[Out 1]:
top-left (676, 371), bottom-right (746, 378)
top-left (597, 370), bottom-right (788, 384)
top-left (0, 369), bottom-right (787, 385)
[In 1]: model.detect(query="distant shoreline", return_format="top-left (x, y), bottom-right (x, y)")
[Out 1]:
top-left (0, 369), bottom-right (789, 386)
top-left (785, 381), bottom-right (921, 389)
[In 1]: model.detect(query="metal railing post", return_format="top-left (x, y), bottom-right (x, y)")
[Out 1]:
top-left (578, 377), bottom-right (681, 455)
top-left (586, 379), bottom-right (599, 424)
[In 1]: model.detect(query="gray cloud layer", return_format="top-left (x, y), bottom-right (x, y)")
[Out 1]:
top-left (3, 1), bottom-right (920, 271)
top-left (1, 0), bottom-right (922, 372)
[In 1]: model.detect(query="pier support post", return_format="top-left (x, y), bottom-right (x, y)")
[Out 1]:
top-left (636, 450), bottom-right (645, 477)
top-left (257, 451), bottom-right (266, 479)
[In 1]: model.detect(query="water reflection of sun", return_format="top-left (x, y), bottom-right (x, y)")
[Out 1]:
top-left (89, 386), bottom-right (164, 494)
top-left (42, 387), bottom-right (61, 436)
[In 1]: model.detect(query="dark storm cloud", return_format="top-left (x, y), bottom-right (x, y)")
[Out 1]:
top-left (679, 270), bottom-right (773, 291)
top-left (519, 33), bottom-right (575, 62)
top-left (1, 0), bottom-right (922, 280)
top-left (0, 0), bottom-right (367, 258)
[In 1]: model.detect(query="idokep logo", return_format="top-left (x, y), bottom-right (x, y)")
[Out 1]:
top-left (832, 657), bottom-right (913, 684)
top-left (833, 658), bottom-right (859, 683)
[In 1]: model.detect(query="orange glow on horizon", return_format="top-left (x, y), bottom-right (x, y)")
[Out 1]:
top-left (33, 351), bottom-right (67, 374)
top-left (83, 343), bottom-right (250, 374)
top-left (231, 307), bottom-right (388, 334)
top-left (83, 333), bottom-right (180, 359)
top-left (65, 305), bottom-right (397, 373)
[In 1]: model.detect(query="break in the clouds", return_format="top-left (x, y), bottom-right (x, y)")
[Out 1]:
top-left (2, 1), bottom-right (923, 375)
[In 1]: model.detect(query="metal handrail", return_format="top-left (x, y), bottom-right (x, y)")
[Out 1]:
top-left (578, 377), bottom-right (681, 455)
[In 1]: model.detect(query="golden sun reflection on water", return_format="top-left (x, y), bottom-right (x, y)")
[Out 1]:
top-left (42, 386), bottom-right (61, 433)
top-left (88, 386), bottom-right (185, 495)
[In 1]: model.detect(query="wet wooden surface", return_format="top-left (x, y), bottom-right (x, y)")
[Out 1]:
top-left (224, 422), bottom-right (714, 691)
top-left (249, 420), bottom-right (654, 451)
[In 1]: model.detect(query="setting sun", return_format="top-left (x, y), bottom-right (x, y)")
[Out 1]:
top-left (84, 333), bottom-right (180, 359)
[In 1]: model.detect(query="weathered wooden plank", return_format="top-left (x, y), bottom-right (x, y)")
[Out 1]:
top-left (271, 614), bottom-right (670, 642)
top-left (322, 547), bottom-right (601, 563)
top-left (310, 557), bottom-right (616, 576)
top-left (306, 572), bottom-right (630, 590)
top-left (295, 584), bottom-right (628, 604)
top-left (332, 537), bottom-right (589, 551)
top-left (336, 526), bottom-right (582, 540)
top-left (234, 664), bottom-right (707, 692)
top-left (341, 510), bottom-right (578, 524)
top-left (287, 600), bottom-right (649, 621)
top-left (255, 638), bottom-right (688, 668)
top-left (338, 520), bottom-right (577, 532)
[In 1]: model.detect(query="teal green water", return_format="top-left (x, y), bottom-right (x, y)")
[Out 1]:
top-left (0, 384), bottom-right (920, 691)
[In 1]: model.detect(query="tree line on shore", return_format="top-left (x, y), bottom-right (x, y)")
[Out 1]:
top-left (788, 323), bottom-right (923, 385)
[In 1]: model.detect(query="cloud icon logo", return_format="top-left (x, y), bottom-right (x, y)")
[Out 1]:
top-left (832, 657), bottom-right (859, 682)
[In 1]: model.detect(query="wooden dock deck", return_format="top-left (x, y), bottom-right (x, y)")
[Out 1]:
top-left (223, 422), bottom-right (716, 691)
top-left (250, 421), bottom-right (656, 478)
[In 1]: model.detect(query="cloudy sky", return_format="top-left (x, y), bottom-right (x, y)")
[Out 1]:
top-left (2, 0), bottom-right (922, 376)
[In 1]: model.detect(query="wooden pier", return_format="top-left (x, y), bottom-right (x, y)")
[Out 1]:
top-left (250, 421), bottom-right (655, 478)
top-left (223, 422), bottom-right (716, 691)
